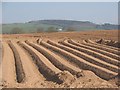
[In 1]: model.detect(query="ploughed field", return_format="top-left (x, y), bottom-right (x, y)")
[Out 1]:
top-left (0, 30), bottom-right (120, 88)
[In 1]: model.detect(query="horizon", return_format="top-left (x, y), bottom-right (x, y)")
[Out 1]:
top-left (1, 19), bottom-right (118, 25)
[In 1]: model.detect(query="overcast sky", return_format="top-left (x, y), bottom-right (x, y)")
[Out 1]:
top-left (2, 2), bottom-right (118, 24)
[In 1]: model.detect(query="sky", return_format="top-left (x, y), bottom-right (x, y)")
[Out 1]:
top-left (0, 3), bottom-right (2, 24)
top-left (2, 2), bottom-right (118, 24)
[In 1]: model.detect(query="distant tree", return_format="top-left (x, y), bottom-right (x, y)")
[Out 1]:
top-left (36, 27), bottom-right (44, 33)
top-left (46, 27), bottom-right (57, 32)
top-left (11, 27), bottom-right (24, 34)
top-left (66, 27), bottom-right (76, 32)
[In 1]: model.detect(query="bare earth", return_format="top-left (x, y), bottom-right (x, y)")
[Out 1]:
top-left (0, 30), bottom-right (119, 88)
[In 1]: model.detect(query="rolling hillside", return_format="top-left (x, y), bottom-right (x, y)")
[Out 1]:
top-left (2, 20), bottom-right (118, 34)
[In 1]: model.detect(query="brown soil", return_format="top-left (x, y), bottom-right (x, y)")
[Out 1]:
top-left (0, 30), bottom-right (119, 88)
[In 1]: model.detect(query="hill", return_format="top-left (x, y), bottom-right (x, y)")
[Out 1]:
top-left (2, 20), bottom-right (118, 34)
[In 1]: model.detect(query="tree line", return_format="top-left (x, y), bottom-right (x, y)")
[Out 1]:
top-left (3, 26), bottom-right (76, 34)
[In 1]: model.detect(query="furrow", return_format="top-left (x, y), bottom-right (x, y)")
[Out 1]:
top-left (26, 41), bottom-right (82, 78)
top-left (0, 62), bottom-right (2, 87)
top-left (2, 42), bottom-right (16, 84)
top-left (0, 43), bottom-right (1, 82)
top-left (48, 40), bottom-right (119, 73)
top-left (68, 39), bottom-right (120, 60)
top-left (14, 42), bottom-right (45, 83)
top-left (0, 41), bottom-right (2, 86)
top-left (86, 39), bottom-right (119, 51)
top-left (40, 40), bottom-right (117, 80)
top-left (83, 40), bottom-right (119, 55)
top-left (67, 39), bottom-right (119, 65)
top-left (19, 41), bottom-right (62, 83)
top-left (0, 43), bottom-right (3, 62)
top-left (8, 41), bottom-right (25, 83)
